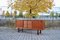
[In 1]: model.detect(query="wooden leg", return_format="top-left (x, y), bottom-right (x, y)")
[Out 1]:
top-left (18, 28), bottom-right (20, 32)
top-left (40, 30), bottom-right (41, 34)
top-left (22, 29), bottom-right (23, 32)
top-left (37, 30), bottom-right (39, 35)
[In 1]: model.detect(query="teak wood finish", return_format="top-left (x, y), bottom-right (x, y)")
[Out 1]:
top-left (16, 20), bottom-right (45, 35)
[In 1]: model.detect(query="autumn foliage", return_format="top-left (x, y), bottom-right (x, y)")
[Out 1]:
top-left (12, 0), bottom-right (54, 17)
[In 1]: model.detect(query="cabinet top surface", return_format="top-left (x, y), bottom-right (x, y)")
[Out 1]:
top-left (16, 18), bottom-right (60, 20)
top-left (0, 17), bottom-right (60, 20)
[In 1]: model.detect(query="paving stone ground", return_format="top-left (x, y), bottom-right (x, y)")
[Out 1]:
top-left (0, 27), bottom-right (60, 40)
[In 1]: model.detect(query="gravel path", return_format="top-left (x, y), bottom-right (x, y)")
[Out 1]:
top-left (0, 27), bottom-right (60, 40)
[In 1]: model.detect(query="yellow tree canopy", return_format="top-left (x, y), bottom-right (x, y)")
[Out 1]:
top-left (5, 11), bottom-right (10, 17)
top-left (12, 0), bottom-right (54, 14)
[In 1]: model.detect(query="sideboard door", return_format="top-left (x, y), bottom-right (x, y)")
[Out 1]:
top-left (32, 20), bottom-right (45, 30)
top-left (16, 20), bottom-right (24, 29)
top-left (27, 20), bottom-right (32, 29)
top-left (24, 20), bottom-right (28, 29)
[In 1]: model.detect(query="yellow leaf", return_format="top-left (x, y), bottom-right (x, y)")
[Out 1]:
top-left (12, 0), bottom-right (54, 16)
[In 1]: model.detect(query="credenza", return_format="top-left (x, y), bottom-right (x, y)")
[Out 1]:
top-left (16, 19), bottom-right (45, 35)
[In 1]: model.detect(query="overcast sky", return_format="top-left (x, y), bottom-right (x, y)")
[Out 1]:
top-left (54, 0), bottom-right (60, 7)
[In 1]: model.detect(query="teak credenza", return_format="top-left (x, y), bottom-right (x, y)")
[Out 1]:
top-left (16, 19), bottom-right (45, 35)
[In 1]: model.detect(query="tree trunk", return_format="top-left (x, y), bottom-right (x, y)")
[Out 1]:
top-left (30, 9), bottom-right (31, 14)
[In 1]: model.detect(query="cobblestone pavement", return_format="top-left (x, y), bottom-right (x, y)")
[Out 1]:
top-left (0, 27), bottom-right (60, 40)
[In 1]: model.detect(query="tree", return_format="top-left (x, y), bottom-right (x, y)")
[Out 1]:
top-left (18, 12), bottom-right (23, 17)
top-left (5, 11), bottom-right (10, 17)
top-left (12, 10), bottom-right (17, 17)
top-left (55, 13), bottom-right (59, 18)
top-left (59, 13), bottom-right (60, 17)
top-left (12, 0), bottom-right (54, 17)
top-left (50, 11), bottom-right (54, 17)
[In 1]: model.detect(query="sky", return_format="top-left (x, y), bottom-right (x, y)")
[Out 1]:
top-left (54, 0), bottom-right (60, 7)
top-left (0, 0), bottom-right (60, 15)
